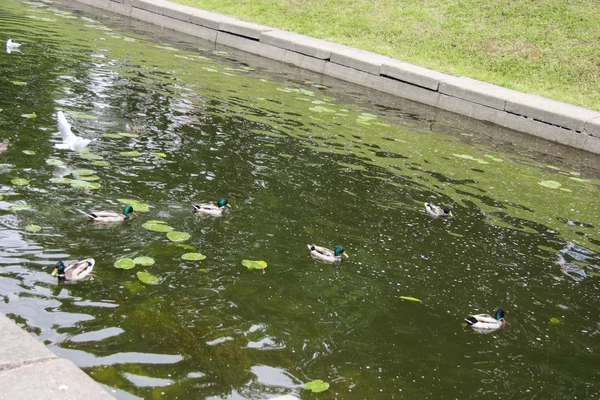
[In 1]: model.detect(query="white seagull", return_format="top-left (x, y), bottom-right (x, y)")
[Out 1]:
top-left (55, 111), bottom-right (92, 150)
top-left (6, 38), bottom-right (23, 54)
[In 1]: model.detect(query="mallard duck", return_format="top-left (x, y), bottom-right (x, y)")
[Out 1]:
top-left (125, 124), bottom-right (143, 134)
top-left (307, 244), bottom-right (349, 263)
top-left (425, 202), bottom-right (453, 218)
top-left (0, 139), bottom-right (8, 152)
top-left (52, 258), bottom-right (95, 281)
top-left (75, 205), bottom-right (136, 223)
top-left (465, 309), bottom-right (505, 331)
top-left (193, 198), bottom-right (230, 216)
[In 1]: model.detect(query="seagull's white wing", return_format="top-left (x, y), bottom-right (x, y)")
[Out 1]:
top-left (56, 111), bottom-right (75, 142)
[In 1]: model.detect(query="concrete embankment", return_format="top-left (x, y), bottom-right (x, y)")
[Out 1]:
top-left (0, 313), bottom-right (114, 400)
top-left (61, 0), bottom-right (600, 154)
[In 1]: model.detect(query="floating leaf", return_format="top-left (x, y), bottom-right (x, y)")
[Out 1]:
top-left (117, 132), bottom-right (139, 138)
top-left (120, 151), bottom-right (142, 157)
top-left (132, 203), bottom-right (150, 212)
top-left (79, 152), bottom-right (103, 160)
top-left (142, 221), bottom-right (174, 232)
top-left (20, 112), bottom-right (36, 119)
top-left (102, 133), bottom-right (124, 139)
top-left (484, 154), bottom-right (504, 162)
top-left (198, 268), bottom-right (208, 273)
top-left (182, 253), bottom-right (206, 261)
top-left (72, 169), bottom-right (95, 176)
top-left (569, 171), bottom-right (580, 176)
top-left (11, 81), bottom-right (28, 86)
top-left (153, 152), bottom-right (167, 158)
top-left (453, 154), bottom-right (475, 160)
top-left (549, 317), bottom-right (561, 325)
top-left (69, 112), bottom-right (98, 120)
top-left (114, 258), bottom-right (135, 269)
top-left (91, 160), bottom-right (110, 167)
top-left (399, 296), bottom-right (421, 302)
top-left (167, 231), bottom-right (190, 242)
top-left (539, 180), bottom-right (562, 189)
top-left (305, 379), bottom-right (329, 393)
top-left (9, 205), bottom-right (31, 212)
top-left (137, 271), bottom-right (159, 285)
top-left (133, 256), bottom-right (155, 266)
top-left (49, 177), bottom-right (73, 184)
top-left (117, 198), bottom-right (139, 205)
top-left (22, 150), bottom-right (36, 155)
top-left (78, 175), bottom-right (100, 181)
top-left (70, 180), bottom-right (95, 189)
top-left (309, 106), bottom-right (335, 113)
top-left (46, 158), bottom-right (64, 166)
top-left (25, 224), bottom-right (41, 232)
top-left (11, 178), bottom-right (30, 186)
top-left (242, 259), bottom-right (267, 271)
top-left (175, 243), bottom-right (196, 251)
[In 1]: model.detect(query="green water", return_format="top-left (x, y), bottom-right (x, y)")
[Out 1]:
top-left (1, 1), bottom-right (599, 399)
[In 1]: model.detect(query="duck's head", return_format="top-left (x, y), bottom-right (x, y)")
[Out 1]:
top-left (123, 205), bottom-right (136, 216)
top-left (52, 261), bottom-right (66, 277)
top-left (217, 198), bottom-right (230, 209)
top-left (443, 206), bottom-right (453, 217)
top-left (494, 309), bottom-right (505, 321)
top-left (334, 246), bottom-right (349, 258)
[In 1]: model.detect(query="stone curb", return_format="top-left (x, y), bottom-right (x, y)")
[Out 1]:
top-left (59, 0), bottom-right (600, 154)
top-left (0, 313), bottom-right (114, 399)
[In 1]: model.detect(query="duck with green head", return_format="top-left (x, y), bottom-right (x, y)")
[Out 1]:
top-left (52, 258), bottom-right (95, 281)
top-left (75, 205), bottom-right (136, 223)
top-left (193, 198), bottom-right (230, 216)
top-left (425, 202), bottom-right (453, 218)
top-left (465, 309), bottom-right (505, 332)
top-left (308, 244), bottom-right (349, 263)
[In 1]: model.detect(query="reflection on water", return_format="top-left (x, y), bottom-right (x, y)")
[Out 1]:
top-left (1, 0), bottom-right (600, 399)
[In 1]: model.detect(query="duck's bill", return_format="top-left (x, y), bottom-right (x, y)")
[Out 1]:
top-left (343, 252), bottom-right (349, 258)
top-left (51, 268), bottom-right (58, 276)
top-left (448, 211), bottom-right (454, 217)
top-left (226, 204), bottom-right (232, 208)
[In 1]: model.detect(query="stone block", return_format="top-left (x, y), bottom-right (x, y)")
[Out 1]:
top-left (501, 113), bottom-right (588, 150)
top-left (584, 116), bottom-right (600, 138)
top-left (584, 134), bottom-right (600, 154)
top-left (131, 0), bottom-right (192, 22)
top-left (329, 47), bottom-right (392, 75)
top-left (287, 37), bottom-right (347, 60)
top-left (437, 94), bottom-right (506, 125)
top-left (260, 30), bottom-right (308, 50)
top-left (133, 9), bottom-right (218, 41)
top-left (216, 32), bottom-right (286, 62)
top-left (0, 358), bottom-right (114, 399)
top-left (188, 9), bottom-right (238, 30)
top-left (505, 93), bottom-right (600, 132)
top-left (105, 1), bottom-right (132, 16)
top-left (381, 59), bottom-right (453, 91)
top-left (219, 20), bottom-right (272, 40)
top-left (439, 76), bottom-right (521, 110)
top-left (282, 51), bottom-right (327, 74)
top-left (0, 314), bottom-right (56, 370)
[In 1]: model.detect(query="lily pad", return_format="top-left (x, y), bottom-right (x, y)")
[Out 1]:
top-left (102, 133), bottom-right (124, 139)
top-left (11, 81), bottom-right (28, 86)
top-left (91, 160), bottom-right (110, 167)
top-left (49, 177), bottom-right (73, 184)
top-left (25, 224), bottom-right (42, 232)
top-left (21, 113), bottom-right (37, 119)
top-left (166, 231), bottom-right (190, 242)
top-left (117, 132), bottom-right (139, 138)
top-left (133, 256), bottom-right (155, 266)
top-left (114, 258), bottom-right (136, 270)
top-left (142, 221), bottom-right (174, 232)
top-left (120, 151), bottom-right (142, 157)
top-left (72, 169), bottom-right (95, 176)
top-left (550, 317), bottom-right (561, 325)
top-left (46, 158), bottom-right (64, 166)
top-left (132, 203), bottom-right (150, 212)
top-left (399, 296), bottom-right (421, 302)
top-left (137, 271), bottom-right (159, 285)
top-left (117, 198), bottom-right (139, 205)
top-left (198, 268), bottom-right (208, 273)
top-left (9, 205), bottom-right (32, 212)
top-left (79, 153), bottom-right (103, 160)
top-left (69, 112), bottom-right (98, 120)
top-left (242, 259), bottom-right (267, 272)
top-left (309, 106), bottom-right (335, 113)
top-left (153, 152), bottom-right (167, 158)
top-left (78, 175), bottom-right (100, 181)
top-left (539, 180), bottom-right (562, 189)
top-left (484, 154), bottom-right (504, 162)
top-left (305, 379), bottom-right (329, 393)
top-left (11, 178), bottom-right (30, 186)
top-left (182, 253), bottom-right (206, 261)
top-left (70, 180), bottom-right (95, 189)
top-left (175, 243), bottom-right (196, 251)
top-left (22, 150), bottom-right (36, 155)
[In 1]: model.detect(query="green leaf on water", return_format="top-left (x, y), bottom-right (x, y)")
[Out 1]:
top-left (309, 106), bottom-right (335, 113)
top-left (69, 112), bottom-right (98, 120)
top-left (453, 154), bottom-right (475, 160)
top-left (153, 152), bottom-right (167, 158)
top-left (21, 113), bottom-right (37, 119)
top-left (539, 180), bottom-right (562, 189)
top-left (167, 231), bottom-right (191, 242)
top-left (117, 132), bottom-right (140, 138)
top-left (102, 133), bottom-right (124, 139)
top-left (114, 258), bottom-right (136, 269)
top-left (91, 161), bottom-right (110, 167)
top-left (484, 154), bottom-right (504, 162)
top-left (120, 151), bottom-right (142, 157)
top-left (305, 379), bottom-right (329, 393)
top-left (569, 171), bottom-right (580, 176)
top-left (242, 259), bottom-right (267, 271)
top-left (117, 198), bottom-right (139, 205)
top-left (175, 244), bottom-right (196, 251)
top-left (399, 296), bottom-right (421, 302)
top-left (133, 256), bottom-right (155, 266)
top-left (550, 317), bottom-right (560, 325)
top-left (22, 150), bottom-right (36, 155)
top-left (72, 169), bottom-right (95, 176)
top-left (9, 205), bottom-right (32, 212)
top-left (46, 158), bottom-right (64, 166)
top-left (49, 177), bottom-right (73, 184)
top-left (198, 268), bottom-right (208, 273)
top-left (25, 224), bottom-right (42, 232)
top-left (142, 221), bottom-right (174, 232)
top-left (11, 178), bottom-right (30, 186)
top-left (78, 175), bottom-right (100, 181)
top-left (79, 152), bottom-right (103, 160)
top-left (137, 271), bottom-right (159, 285)
top-left (11, 81), bottom-right (28, 86)
top-left (132, 203), bottom-right (150, 212)
top-left (70, 180), bottom-right (95, 189)
top-left (182, 253), bottom-right (206, 261)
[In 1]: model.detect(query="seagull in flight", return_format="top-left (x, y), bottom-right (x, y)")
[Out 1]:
top-left (55, 111), bottom-right (92, 151)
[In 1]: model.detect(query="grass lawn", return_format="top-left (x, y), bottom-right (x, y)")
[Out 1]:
top-left (173, 0), bottom-right (600, 111)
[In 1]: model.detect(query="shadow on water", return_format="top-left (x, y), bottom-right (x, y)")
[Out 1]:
top-left (0, 0), bottom-right (599, 399)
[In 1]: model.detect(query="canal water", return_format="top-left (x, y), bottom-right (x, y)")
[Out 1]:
top-left (1, 1), bottom-right (599, 399)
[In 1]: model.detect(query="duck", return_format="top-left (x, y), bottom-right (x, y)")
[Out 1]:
top-left (425, 202), bottom-right (453, 218)
top-left (125, 123), bottom-right (143, 134)
top-left (75, 205), bottom-right (136, 223)
top-left (0, 139), bottom-right (8, 152)
top-left (52, 258), bottom-right (95, 281)
top-left (193, 198), bottom-right (230, 216)
top-left (307, 244), bottom-right (349, 263)
top-left (465, 309), bottom-right (505, 331)
top-left (55, 111), bottom-right (92, 151)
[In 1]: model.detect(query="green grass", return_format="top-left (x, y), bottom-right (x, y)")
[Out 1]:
top-left (173, 0), bottom-right (600, 111)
